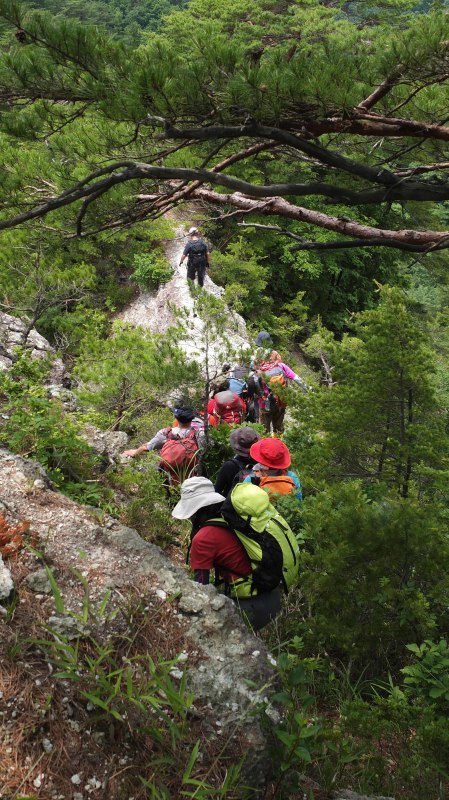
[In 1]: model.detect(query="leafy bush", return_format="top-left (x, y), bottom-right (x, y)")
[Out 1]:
top-left (110, 459), bottom-right (184, 548)
top-left (132, 251), bottom-right (173, 290)
top-left (298, 483), bottom-right (449, 674)
top-left (0, 352), bottom-right (110, 506)
top-left (402, 639), bottom-right (449, 709)
top-left (202, 422), bottom-right (265, 483)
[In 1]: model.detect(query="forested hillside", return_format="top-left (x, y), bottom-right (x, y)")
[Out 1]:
top-left (27, 0), bottom-right (186, 43)
top-left (1, 0), bottom-right (449, 798)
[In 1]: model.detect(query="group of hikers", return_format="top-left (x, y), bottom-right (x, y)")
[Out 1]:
top-left (123, 227), bottom-right (309, 631)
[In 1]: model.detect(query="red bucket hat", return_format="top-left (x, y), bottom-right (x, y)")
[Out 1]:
top-left (249, 438), bottom-right (291, 470)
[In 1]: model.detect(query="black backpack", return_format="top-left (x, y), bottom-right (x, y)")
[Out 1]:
top-left (188, 240), bottom-right (207, 266)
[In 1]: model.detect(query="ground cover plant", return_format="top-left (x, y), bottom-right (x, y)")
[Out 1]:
top-left (0, 551), bottom-right (246, 799)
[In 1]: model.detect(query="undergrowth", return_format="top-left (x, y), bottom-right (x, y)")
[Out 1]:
top-left (1, 560), bottom-right (248, 799)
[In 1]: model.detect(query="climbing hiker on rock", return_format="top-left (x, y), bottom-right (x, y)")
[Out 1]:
top-left (252, 331), bottom-right (308, 435)
top-left (173, 478), bottom-right (300, 630)
top-left (122, 406), bottom-right (204, 484)
top-left (214, 427), bottom-right (261, 497)
top-left (179, 227), bottom-right (210, 288)
top-left (242, 438), bottom-right (302, 502)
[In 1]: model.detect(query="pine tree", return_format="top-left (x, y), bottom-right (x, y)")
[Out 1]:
top-left (291, 287), bottom-right (449, 499)
top-left (1, 0), bottom-right (449, 250)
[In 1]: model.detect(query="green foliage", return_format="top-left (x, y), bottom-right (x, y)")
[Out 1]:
top-left (132, 249), bottom-right (173, 289)
top-left (0, 352), bottom-right (112, 504)
top-left (338, 684), bottom-right (449, 798)
top-left (298, 483), bottom-right (449, 672)
top-left (201, 421), bottom-right (264, 482)
top-left (75, 322), bottom-right (198, 430)
top-left (28, 0), bottom-right (186, 45)
top-left (289, 287), bottom-right (449, 499)
top-left (210, 238), bottom-right (269, 319)
top-left (271, 636), bottom-right (324, 772)
top-left (402, 639), bottom-right (449, 708)
top-left (110, 459), bottom-right (183, 547)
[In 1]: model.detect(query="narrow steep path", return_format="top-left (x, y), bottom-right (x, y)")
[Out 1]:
top-left (118, 215), bottom-right (250, 370)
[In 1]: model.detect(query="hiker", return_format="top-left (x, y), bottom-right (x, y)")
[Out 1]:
top-left (214, 427), bottom-right (261, 497)
top-left (252, 330), bottom-right (308, 435)
top-left (179, 227), bottom-right (210, 287)
top-left (172, 478), bottom-right (300, 630)
top-left (207, 389), bottom-right (246, 427)
top-left (243, 438), bottom-right (302, 501)
top-left (122, 406), bottom-right (204, 484)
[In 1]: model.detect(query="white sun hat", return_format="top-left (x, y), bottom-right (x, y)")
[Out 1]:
top-left (172, 477), bottom-right (226, 519)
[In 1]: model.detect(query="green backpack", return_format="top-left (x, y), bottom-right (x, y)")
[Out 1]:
top-left (210, 482), bottom-right (300, 599)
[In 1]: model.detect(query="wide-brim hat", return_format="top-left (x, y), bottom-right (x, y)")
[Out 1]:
top-left (250, 438), bottom-right (291, 470)
top-left (172, 477), bottom-right (226, 519)
top-left (230, 427), bottom-right (261, 457)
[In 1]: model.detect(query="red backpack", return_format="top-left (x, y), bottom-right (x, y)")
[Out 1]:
top-left (209, 391), bottom-right (245, 426)
top-left (159, 429), bottom-right (199, 483)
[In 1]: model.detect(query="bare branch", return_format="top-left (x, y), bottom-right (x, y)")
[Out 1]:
top-left (193, 188), bottom-right (449, 250)
top-left (356, 66), bottom-right (405, 111)
top-left (236, 222), bottom-right (442, 252)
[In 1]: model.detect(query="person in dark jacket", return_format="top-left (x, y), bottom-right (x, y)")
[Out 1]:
top-left (179, 227), bottom-right (210, 287)
top-left (214, 427), bottom-right (261, 497)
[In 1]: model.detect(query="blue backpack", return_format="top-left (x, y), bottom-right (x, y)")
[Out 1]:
top-left (229, 366), bottom-right (247, 397)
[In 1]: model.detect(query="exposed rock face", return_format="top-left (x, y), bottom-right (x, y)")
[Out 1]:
top-left (0, 311), bottom-right (69, 386)
top-left (118, 225), bottom-right (250, 372)
top-left (0, 553), bottom-right (14, 600)
top-left (80, 423), bottom-right (129, 464)
top-left (0, 447), bottom-right (275, 792)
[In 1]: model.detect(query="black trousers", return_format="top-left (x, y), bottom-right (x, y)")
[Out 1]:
top-left (233, 588), bottom-right (282, 631)
top-left (187, 262), bottom-right (207, 287)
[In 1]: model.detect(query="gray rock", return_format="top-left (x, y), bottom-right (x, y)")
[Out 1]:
top-left (0, 554), bottom-right (14, 600)
top-left (178, 590), bottom-right (208, 614)
top-left (25, 568), bottom-right (52, 594)
top-left (47, 385), bottom-right (78, 412)
top-left (48, 615), bottom-right (89, 640)
top-left (80, 424), bottom-right (128, 464)
top-left (117, 220), bottom-right (250, 373)
top-left (0, 447), bottom-right (277, 794)
top-left (0, 311), bottom-right (69, 386)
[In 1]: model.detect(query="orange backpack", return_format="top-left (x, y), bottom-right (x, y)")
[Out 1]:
top-left (261, 367), bottom-right (287, 409)
top-left (258, 472), bottom-right (296, 498)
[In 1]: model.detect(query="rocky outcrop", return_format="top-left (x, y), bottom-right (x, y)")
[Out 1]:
top-left (0, 311), bottom-right (69, 386)
top-left (80, 423), bottom-right (129, 465)
top-left (0, 447), bottom-right (276, 791)
top-left (118, 223), bottom-right (250, 372)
